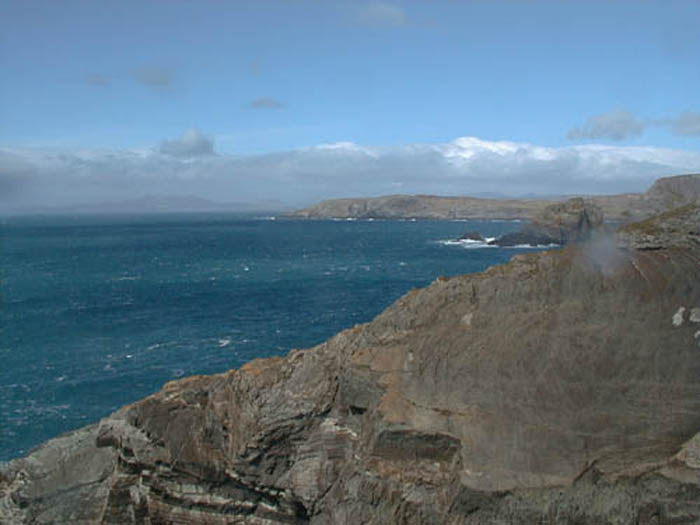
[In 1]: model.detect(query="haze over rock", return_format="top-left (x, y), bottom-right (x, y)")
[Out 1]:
top-left (2, 197), bottom-right (699, 523)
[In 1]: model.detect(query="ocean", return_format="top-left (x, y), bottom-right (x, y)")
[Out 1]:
top-left (0, 213), bottom-right (544, 461)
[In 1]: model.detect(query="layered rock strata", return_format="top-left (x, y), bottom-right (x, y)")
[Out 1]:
top-left (2, 207), bottom-right (700, 524)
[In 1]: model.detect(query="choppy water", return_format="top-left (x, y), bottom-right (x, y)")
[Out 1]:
top-left (0, 213), bottom-right (539, 460)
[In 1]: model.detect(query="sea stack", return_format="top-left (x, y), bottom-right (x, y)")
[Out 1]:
top-left (489, 197), bottom-right (605, 247)
top-left (2, 206), bottom-right (699, 524)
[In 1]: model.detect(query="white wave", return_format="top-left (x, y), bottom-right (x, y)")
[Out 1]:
top-left (510, 243), bottom-right (560, 249)
top-left (218, 338), bottom-right (231, 347)
top-left (439, 239), bottom-right (497, 249)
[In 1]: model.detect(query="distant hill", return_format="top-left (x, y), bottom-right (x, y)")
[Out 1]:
top-left (288, 173), bottom-right (700, 222)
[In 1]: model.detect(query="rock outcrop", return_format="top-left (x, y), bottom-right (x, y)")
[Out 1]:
top-left (524, 197), bottom-right (604, 243)
top-left (2, 206), bottom-right (700, 524)
top-left (489, 197), bottom-right (604, 247)
top-left (457, 231), bottom-right (484, 242)
top-left (287, 173), bottom-right (700, 222)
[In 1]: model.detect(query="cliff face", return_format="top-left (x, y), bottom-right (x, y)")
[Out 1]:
top-left (287, 173), bottom-right (700, 221)
top-left (2, 208), bottom-right (700, 524)
top-left (644, 174), bottom-right (700, 213)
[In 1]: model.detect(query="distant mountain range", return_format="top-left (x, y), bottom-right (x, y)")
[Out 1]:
top-left (2, 195), bottom-right (289, 216)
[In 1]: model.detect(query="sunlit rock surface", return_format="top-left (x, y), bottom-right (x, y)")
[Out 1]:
top-left (2, 204), bottom-right (700, 524)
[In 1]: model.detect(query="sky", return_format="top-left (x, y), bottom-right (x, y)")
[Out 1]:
top-left (1, 0), bottom-right (699, 211)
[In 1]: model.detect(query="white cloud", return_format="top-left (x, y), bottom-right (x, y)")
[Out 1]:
top-left (160, 129), bottom-right (215, 158)
top-left (568, 110), bottom-right (646, 141)
top-left (2, 136), bottom-right (700, 213)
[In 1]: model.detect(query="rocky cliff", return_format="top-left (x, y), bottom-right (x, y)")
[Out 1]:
top-left (287, 173), bottom-right (700, 221)
top-left (2, 207), bottom-right (700, 524)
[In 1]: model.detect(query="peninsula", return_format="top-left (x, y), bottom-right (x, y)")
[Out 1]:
top-left (288, 173), bottom-right (700, 222)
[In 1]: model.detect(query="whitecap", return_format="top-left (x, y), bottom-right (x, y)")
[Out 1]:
top-left (511, 243), bottom-right (559, 249)
top-left (438, 239), bottom-right (496, 249)
top-left (218, 338), bottom-right (231, 348)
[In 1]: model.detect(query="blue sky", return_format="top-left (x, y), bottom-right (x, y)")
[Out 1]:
top-left (1, 1), bottom-right (699, 210)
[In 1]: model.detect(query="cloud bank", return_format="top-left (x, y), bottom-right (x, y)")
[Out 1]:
top-left (2, 135), bottom-right (700, 213)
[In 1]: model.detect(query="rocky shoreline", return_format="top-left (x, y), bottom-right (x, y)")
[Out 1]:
top-left (2, 194), bottom-right (699, 523)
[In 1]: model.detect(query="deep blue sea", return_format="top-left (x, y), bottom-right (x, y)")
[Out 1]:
top-left (0, 213), bottom-right (538, 461)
